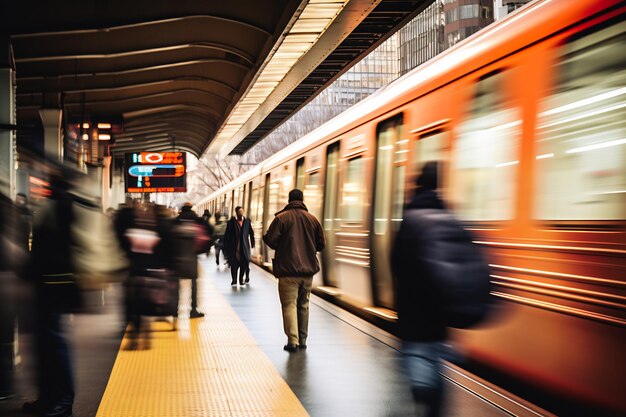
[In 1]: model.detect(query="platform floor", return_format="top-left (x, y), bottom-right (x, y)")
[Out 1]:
top-left (1, 253), bottom-right (531, 417)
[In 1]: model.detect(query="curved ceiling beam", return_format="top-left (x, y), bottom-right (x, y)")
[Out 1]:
top-left (16, 61), bottom-right (249, 93)
top-left (12, 15), bottom-right (270, 39)
top-left (123, 104), bottom-right (221, 120)
top-left (15, 42), bottom-right (256, 67)
top-left (121, 120), bottom-right (213, 137)
top-left (11, 15), bottom-right (270, 62)
top-left (17, 79), bottom-right (238, 101)
top-left (61, 90), bottom-right (228, 120)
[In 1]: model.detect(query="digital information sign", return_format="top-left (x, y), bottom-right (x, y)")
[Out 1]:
top-left (125, 152), bottom-right (187, 193)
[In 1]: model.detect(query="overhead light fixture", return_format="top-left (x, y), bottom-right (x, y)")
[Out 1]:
top-left (98, 134), bottom-right (111, 141)
top-left (82, 134), bottom-right (89, 140)
top-left (82, 122), bottom-right (90, 129)
top-left (210, 0), bottom-right (350, 157)
top-left (97, 122), bottom-right (112, 129)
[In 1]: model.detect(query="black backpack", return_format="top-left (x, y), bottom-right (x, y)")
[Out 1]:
top-left (403, 208), bottom-right (493, 329)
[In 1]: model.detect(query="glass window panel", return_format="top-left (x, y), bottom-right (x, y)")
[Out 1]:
top-left (374, 124), bottom-right (396, 235)
top-left (341, 157), bottom-right (365, 222)
top-left (323, 143), bottom-right (340, 230)
top-left (305, 171), bottom-right (322, 220)
top-left (452, 70), bottom-right (521, 220)
top-left (535, 24), bottom-right (626, 220)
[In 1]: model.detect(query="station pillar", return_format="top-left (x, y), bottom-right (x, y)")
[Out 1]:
top-left (39, 108), bottom-right (63, 163)
top-left (0, 38), bottom-right (16, 199)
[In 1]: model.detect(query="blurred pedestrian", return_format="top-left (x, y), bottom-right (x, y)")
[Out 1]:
top-left (200, 210), bottom-right (214, 258)
top-left (0, 190), bottom-right (25, 400)
top-left (24, 174), bottom-right (77, 417)
top-left (391, 161), bottom-right (491, 417)
top-left (115, 201), bottom-right (171, 348)
top-left (15, 193), bottom-right (32, 252)
top-left (213, 213), bottom-right (226, 266)
top-left (223, 206), bottom-right (254, 285)
top-left (263, 189), bottom-right (325, 352)
top-left (172, 203), bottom-right (208, 318)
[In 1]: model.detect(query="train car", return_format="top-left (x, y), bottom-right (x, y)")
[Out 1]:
top-left (197, 0), bottom-right (625, 414)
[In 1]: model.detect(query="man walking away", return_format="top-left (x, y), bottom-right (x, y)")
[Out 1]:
top-left (263, 189), bottom-right (325, 352)
top-left (223, 207), bottom-right (254, 285)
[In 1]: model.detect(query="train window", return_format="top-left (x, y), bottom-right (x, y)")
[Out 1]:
top-left (341, 157), bottom-right (365, 222)
top-left (452, 70), bottom-right (521, 221)
top-left (374, 120), bottom-right (397, 235)
top-left (323, 143), bottom-right (340, 231)
top-left (535, 23), bottom-right (626, 220)
top-left (295, 158), bottom-right (305, 190)
top-left (305, 171), bottom-right (322, 220)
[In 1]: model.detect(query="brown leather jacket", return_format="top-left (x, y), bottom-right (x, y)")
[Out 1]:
top-left (263, 201), bottom-right (325, 278)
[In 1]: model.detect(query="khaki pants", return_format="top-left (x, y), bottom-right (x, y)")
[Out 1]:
top-left (278, 277), bottom-right (313, 346)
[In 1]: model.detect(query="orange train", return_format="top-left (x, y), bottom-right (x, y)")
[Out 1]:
top-left (198, 0), bottom-right (626, 414)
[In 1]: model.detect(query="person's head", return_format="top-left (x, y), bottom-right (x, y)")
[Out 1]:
top-left (235, 206), bottom-right (243, 219)
top-left (181, 202), bottom-right (193, 213)
top-left (288, 188), bottom-right (304, 203)
top-left (203, 209), bottom-right (211, 217)
top-left (416, 161), bottom-right (439, 191)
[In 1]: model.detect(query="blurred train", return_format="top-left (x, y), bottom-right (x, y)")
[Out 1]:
top-left (198, 0), bottom-right (625, 414)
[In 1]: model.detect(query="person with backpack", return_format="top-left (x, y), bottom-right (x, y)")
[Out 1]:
top-left (391, 161), bottom-right (491, 417)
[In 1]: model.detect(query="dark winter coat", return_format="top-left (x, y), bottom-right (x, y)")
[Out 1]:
top-left (263, 201), bottom-right (325, 278)
top-left (172, 207), bottom-right (205, 278)
top-left (392, 187), bottom-right (491, 340)
top-left (391, 189), bottom-right (448, 342)
top-left (223, 217), bottom-right (254, 264)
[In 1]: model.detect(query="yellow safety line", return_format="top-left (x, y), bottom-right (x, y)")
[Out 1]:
top-left (96, 279), bottom-right (309, 417)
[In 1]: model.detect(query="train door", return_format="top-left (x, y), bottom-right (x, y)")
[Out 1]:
top-left (321, 142), bottom-right (340, 287)
top-left (370, 116), bottom-right (406, 309)
top-left (261, 173), bottom-right (271, 265)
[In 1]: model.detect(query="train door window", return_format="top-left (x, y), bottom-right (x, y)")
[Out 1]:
top-left (452, 70), bottom-right (521, 221)
top-left (323, 143), bottom-right (340, 231)
top-left (412, 129), bottom-right (447, 204)
top-left (374, 117), bottom-right (404, 235)
top-left (305, 170), bottom-right (322, 220)
top-left (341, 157), bottom-right (365, 223)
top-left (535, 23), bottom-right (626, 220)
top-left (295, 157), bottom-right (306, 190)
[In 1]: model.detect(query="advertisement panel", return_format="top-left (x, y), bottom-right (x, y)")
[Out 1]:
top-left (124, 152), bottom-right (187, 193)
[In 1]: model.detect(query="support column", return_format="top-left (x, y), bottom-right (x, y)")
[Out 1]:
top-left (0, 41), bottom-right (16, 198)
top-left (39, 108), bottom-right (63, 162)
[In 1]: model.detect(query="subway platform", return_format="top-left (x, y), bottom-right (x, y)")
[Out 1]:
top-left (0, 254), bottom-right (552, 417)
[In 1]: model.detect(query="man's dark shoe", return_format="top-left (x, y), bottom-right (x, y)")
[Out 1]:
top-left (230, 279), bottom-right (236, 285)
top-left (190, 310), bottom-right (205, 318)
top-left (298, 344), bottom-right (307, 350)
top-left (42, 404), bottom-right (73, 417)
top-left (244, 277), bottom-right (250, 284)
top-left (283, 343), bottom-right (298, 352)
top-left (22, 400), bottom-right (47, 414)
